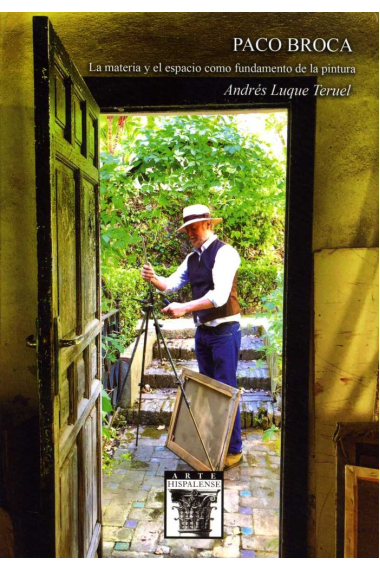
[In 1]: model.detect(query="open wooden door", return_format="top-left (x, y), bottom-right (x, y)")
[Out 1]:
top-left (33, 17), bottom-right (102, 557)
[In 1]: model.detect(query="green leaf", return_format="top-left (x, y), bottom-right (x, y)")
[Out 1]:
top-left (102, 388), bottom-right (113, 413)
top-left (262, 425), bottom-right (279, 441)
top-left (102, 425), bottom-right (111, 439)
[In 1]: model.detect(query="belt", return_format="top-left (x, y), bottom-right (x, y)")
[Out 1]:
top-left (198, 321), bottom-right (239, 330)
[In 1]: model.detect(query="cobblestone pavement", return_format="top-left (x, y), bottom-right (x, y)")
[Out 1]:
top-left (103, 426), bottom-right (280, 558)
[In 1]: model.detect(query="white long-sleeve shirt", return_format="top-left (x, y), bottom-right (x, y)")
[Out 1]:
top-left (157, 234), bottom-right (241, 326)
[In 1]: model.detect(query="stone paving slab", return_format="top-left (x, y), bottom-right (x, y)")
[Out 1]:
top-left (130, 521), bottom-right (162, 552)
top-left (103, 526), bottom-right (135, 542)
top-left (254, 551), bottom-right (278, 558)
top-left (241, 535), bottom-right (279, 552)
top-left (212, 535), bottom-right (240, 558)
top-left (111, 550), bottom-right (164, 558)
top-left (224, 489), bottom-right (240, 513)
top-left (103, 504), bottom-right (132, 527)
top-left (252, 509), bottom-right (280, 536)
top-left (160, 537), bottom-right (216, 549)
top-left (103, 425), bottom-right (280, 558)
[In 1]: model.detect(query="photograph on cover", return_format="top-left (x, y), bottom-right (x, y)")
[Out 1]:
top-left (0, 12), bottom-right (378, 559)
top-left (98, 107), bottom-right (285, 556)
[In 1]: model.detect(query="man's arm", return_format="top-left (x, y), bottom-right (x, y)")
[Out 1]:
top-left (206, 244), bottom-right (241, 307)
top-left (141, 256), bottom-right (191, 293)
top-left (142, 258), bottom-right (211, 318)
top-left (162, 244), bottom-right (241, 319)
top-left (141, 263), bottom-right (167, 292)
top-left (162, 296), bottom-right (214, 318)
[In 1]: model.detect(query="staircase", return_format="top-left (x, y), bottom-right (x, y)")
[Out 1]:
top-left (122, 318), bottom-right (281, 430)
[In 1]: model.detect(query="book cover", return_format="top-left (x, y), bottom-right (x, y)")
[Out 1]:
top-left (0, 11), bottom-right (378, 559)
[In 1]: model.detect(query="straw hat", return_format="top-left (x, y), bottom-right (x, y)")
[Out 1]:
top-left (176, 204), bottom-right (222, 233)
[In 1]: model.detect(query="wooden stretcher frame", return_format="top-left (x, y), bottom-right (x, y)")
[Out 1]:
top-left (166, 367), bottom-right (241, 471)
top-left (344, 465), bottom-right (379, 558)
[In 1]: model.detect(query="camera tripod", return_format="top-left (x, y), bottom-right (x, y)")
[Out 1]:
top-left (122, 247), bottom-right (214, 470)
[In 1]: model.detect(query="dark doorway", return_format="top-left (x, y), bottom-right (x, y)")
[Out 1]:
top-left (86, 76), bottom-right (316, 558)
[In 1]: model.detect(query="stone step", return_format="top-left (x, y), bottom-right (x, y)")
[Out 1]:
top-left (153, 335), bottom-right (266, 361)
top-left (141, 317), bottom-right (265, 339)
top-left (122, 388), bottom-right (281, 430)
top-left (158, 322), bottom-right (264, 339)
top-left (144, 359), bottom-right (270, 390)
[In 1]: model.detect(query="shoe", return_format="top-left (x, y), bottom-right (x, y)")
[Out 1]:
top-left (224, 452), bottom-right (243, 470)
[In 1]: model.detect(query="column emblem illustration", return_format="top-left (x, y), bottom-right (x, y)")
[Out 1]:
top-left (169, 489), bottom-right (220, 537)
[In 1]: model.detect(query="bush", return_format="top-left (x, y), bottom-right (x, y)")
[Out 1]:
top-left (102, 265), bottom-right (147, 346)
top-left (100, 115), bottom-right (285, 271)
top-left (237, 259), bottom-right (279, 311)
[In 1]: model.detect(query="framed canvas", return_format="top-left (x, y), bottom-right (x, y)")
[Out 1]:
top-left (345, 465), bottom-right (379, 558)
top-left (333, 421), bottom-right (379, 556)
top-left (167, 368), bottom-right (241, 471)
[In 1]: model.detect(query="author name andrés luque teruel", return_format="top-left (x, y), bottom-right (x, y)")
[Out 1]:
top-left (233, 37), bottom-right (352, 52)
top-left (224, 83), bottom-right (352, 98)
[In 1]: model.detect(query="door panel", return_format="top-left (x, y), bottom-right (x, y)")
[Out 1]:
top-left (59, 368), bottom-right (71, 432)
top-left (77, 353), bottom-right (86, 406)
top-left (33, 16), bottom-right (102, 557)
top-left (60, 448), bottom-right (79, 558)
top-left (81, 407), bottom-right (100, 554)
top-left (82, 179), bottom-right (98, 322)
top-left (56, 161), bottom-right (78, 337)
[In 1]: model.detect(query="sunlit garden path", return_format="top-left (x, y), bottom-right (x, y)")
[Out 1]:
top-left (103, 426), bottom-right (280, 558)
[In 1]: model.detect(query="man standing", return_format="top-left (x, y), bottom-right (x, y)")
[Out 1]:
top-left (141, 204), bottom-right (242, 469)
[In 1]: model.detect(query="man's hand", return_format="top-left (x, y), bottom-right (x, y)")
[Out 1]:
top-left (141, 262), bottom-right (156, 282)
top-left (162, 297), bottom-right (214, 318)
top-left (141, 263), bottom-right (168, 292)
top-left (162, 302), bottom-right (188, 319)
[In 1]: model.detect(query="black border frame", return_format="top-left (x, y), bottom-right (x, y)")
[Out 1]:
top-left (85, 76), bottom-right (316, 558)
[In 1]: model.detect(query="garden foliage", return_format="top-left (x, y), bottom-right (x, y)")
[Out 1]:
top-left (100, 114), bottom-right (286, 343)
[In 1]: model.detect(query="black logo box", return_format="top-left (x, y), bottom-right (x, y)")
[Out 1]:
top-left (164, 471), bottom-right (224, 539)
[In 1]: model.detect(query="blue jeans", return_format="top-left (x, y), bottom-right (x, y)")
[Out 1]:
top-left (195, 322), bottom-right (242, 454)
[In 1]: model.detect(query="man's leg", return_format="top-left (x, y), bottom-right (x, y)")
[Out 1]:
top-left (209, 323), bottom-right (242, 454)
top-left (194, 326), bottom-right (215, 378)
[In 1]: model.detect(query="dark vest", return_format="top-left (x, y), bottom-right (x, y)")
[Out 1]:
top-left (187, 238), bottom-right (240, 324)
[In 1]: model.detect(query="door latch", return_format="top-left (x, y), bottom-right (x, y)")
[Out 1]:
top-left (59, 334), bottom-right (84, 347)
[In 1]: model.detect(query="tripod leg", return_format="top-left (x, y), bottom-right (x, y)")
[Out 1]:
top-left (151, 309), bottom-right (182, 385)
top-left (151, 309), bottom-right (214, 470)
top-left (154, 321), bottom-right (163, 362)
top-left (135, 307), bottom-right (151, 447)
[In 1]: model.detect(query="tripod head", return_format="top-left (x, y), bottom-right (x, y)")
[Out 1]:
top-left (131, 296), bottom-right (170, 308)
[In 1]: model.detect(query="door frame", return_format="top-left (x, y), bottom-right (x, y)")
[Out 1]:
top-left (85, 75), bottom-right (316, 558)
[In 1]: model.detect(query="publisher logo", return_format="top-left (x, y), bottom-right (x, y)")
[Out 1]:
top-left (164, 471), bottom-right (224, 539)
